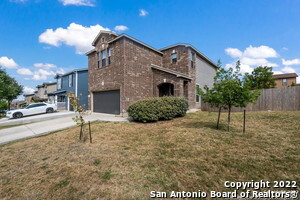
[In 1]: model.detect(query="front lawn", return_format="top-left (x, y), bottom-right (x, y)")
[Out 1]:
top-left (0, 111), bottom-right (299, 199)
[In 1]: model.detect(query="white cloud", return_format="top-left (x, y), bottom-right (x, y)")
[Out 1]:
top-left (243, 45), bottom-right (278, 58)
top-left (282, 58), bottom-right (300, 66)
top-left (139, 9), bottom-right (149, 16)
top-left (56, 68), bottom-right (66, 74)
top-left (0, 56), bottom-right (19, 69)
top-left (224, 45), bottom-right (280, 74)
top-left (281, 66), bottom-right (297, 73)
top-left (273, 71), bottom-right (283, 75)
top-left (23, 86), bottom-right (35, 94)
top-left (32, 74), bottom-right (48, 81)
top-left (282, 47), bottom-right (288, 51)
top-left (39, 23), bottom-right (110, 54)
top-left (59, 0), bottom-right (95, 6)
top-left (36, 69), bottom-right (55, 76)
top-left (17, 68), bottom-right (33, 75)
top-left (34, 63), bottom-right (57, 69)
top-left (114, 25), bottom-right (128, 32)
top-left (225, 48), bottom-right (242, 58)
top-left (240, 57), bottom-right (278, 67)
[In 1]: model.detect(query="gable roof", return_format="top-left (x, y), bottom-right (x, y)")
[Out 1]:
top-left (89, 32), bottom-right (217, 68)
top-left (160, 43), bottom-right (218, 68)
top-left (92, 31), bottom-right (118, 46)
top-left (272, 73), bottom-right (298, 79)
top-left (55, 68), bottom-right (88, 78)
top-left (151, 64), bottom-right (192, 80)
top-left (108, 34), bottom-right (164, 55)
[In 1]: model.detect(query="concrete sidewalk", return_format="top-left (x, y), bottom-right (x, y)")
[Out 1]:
top-left (0, 111), bottom-right (76, 127)
top-left (0, 113), bottom-right (129, 145)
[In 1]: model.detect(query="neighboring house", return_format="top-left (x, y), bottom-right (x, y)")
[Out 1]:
top-left (272, 73), bottom-right (298, 88)
top-left (11, 99), bottom-right (26, 109)
top-left (48, 69), bottom-right (88, 111)
top-left (23, 93), bottom-right (35, 105)
top-left (35, 82), bottom-right (57, 102)
top-left (86, 31), bottom-right (217, 115)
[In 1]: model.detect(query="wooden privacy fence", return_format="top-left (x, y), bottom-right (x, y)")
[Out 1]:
top-left (201, 87), bottom-right (300, 112)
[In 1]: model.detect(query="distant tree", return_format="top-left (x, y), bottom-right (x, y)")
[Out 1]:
top-left (200, 60), bottom-right (260, 131)
top-left (0, 68), bottom-right (23, 110)
top-left (0, 100), bottom-right (8, 110)
top-left (244, 66), bottom-right (276, 89)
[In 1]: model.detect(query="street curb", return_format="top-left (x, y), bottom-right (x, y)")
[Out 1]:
top-left (0, 112), bottom-right (76, 127)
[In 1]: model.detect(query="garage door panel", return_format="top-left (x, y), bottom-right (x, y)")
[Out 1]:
top-left (93, 90), bottom-right (120, 114)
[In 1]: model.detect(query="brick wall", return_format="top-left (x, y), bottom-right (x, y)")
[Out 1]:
top-left (274, 78), bottom-right (297, 88)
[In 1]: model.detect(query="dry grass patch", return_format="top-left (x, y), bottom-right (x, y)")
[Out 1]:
top-left (0, 111), bottom-right (299, 199)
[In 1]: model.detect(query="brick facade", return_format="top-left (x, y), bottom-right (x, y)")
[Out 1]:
top-left (87, 31), bottom-right (217, 114)
top-left (274, 77), bottom-right (297, 88)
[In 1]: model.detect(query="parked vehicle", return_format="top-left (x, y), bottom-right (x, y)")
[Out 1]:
top-left (6, 103), bottom-right (57, 119)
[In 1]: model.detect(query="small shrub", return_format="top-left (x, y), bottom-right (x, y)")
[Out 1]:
top-left (102, 170), bottom-right (112, 180)
top-left (128, 97), bottom-right (188, 122)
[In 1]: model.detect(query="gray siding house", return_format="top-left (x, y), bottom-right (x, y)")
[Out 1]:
top-left (48, 69), bottom-right (88, 111)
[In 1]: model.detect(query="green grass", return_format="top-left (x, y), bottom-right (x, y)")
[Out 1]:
top-left (0, 111), bottom-right (299, 199)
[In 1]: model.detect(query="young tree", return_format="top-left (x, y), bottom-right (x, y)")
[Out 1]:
top-left (0, 68), bottom-right (23, 110)
top-left (67, 92), bottom-right (92, 143)
top-left (244, 66), bottom-right (276, 89)
top-left (200, 61), bottom-right (260, 131)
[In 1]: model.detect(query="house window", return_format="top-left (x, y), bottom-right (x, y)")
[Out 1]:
top-left (196, 85), bottom-right (200, 102)
top-left (68, 74), bottom-right (73, 87)
top-left (282, 79), bottom-right (287, 86)
top-left (190, 52), bottom-right (195, 68)
top-left (57, 78), bottom-right (62, 89)
top-left (97, 52), bottom-right (101, 68)
top-left (101, 50), bottom-right (107, 67)
top-left (107, 48), bottom-right (111, 65)
top-left (171, 53), bottom-right (177, 63)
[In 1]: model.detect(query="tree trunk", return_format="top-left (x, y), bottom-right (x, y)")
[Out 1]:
top-left (89, 121), bottom-right (92, 143)
top-left (217, 107), bottom-right (221, 129)
top-left (243, 109), bottom-right (246, 133)
top-left (80, 123), bottom-right (83, 140)
top-left (8, 101), bottom-right (11, 111)
top-left (227, 105), bottom-right (231, 131)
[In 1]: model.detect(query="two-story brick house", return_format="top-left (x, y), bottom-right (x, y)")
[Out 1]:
top-left (86, 31), bottom-right (217, 115)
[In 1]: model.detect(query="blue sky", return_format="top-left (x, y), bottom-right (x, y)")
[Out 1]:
top-left (1, 0), bottom-right (300, 95)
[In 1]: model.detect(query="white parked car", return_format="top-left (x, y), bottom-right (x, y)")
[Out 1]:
top-left (6, 103), bottom-right (57, 119)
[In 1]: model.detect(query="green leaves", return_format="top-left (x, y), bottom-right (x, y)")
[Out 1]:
top-left (200, 60), bottom-right (260, 109)
top-left (127, 97), bottom-right (188, 123)
top-left (0, 68), bottom-right (23, 102)
top-left (244, 66), bottom-right (276, 89)
top-left (67, 92), bottom-right (86, 125)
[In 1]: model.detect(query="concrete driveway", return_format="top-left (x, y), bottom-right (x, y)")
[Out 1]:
top-left (0, 111), bottom-right (75, 127)
top-left (0, 113), bottom-right (129, 145)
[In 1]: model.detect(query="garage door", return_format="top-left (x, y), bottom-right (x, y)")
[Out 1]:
top-left (93, 90), bottom-right (120, 114)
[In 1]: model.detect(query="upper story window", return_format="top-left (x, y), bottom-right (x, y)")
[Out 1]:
top-left (101, 50), bottom-right (107, 67)
top-left (97, 52), bottom-right (101, 68)
top-left (190, 52), bottom-right (195, 68)
top-left (107, 48), bottom-right (112, 65)
top-left (68, 74), bottom-right (73, 87)
top-left (282, 79), bottom-right (287, 86)
top-left (57, 77), bottom-right (62, 89)
top-left (171, 53), bottom-right (177, 63)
